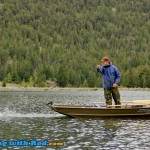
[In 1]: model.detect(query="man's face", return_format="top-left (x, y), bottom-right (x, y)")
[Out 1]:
top-left (102, 60), bottom-right (110, 66)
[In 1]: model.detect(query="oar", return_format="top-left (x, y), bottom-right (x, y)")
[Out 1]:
top-left (107, 103), bottom-right (149, 107)
top-left (132, 100), bottom-right (150, 104)
top-left (93, 100), bottom-right (150, 105)
top-left (93, 102), bottom-right (105, 104)
top-left (93, 102), bottom-right (150, 109)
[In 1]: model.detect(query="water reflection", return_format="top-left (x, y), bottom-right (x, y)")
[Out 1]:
top-left (0, 90), bottom-right (150, 149)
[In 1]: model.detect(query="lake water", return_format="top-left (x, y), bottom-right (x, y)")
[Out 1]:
top-left (0, 89), bottom-right (150, 150)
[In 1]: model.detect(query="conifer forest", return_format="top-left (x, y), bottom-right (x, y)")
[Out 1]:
top-left (0, 0), bottom-right (150, 87)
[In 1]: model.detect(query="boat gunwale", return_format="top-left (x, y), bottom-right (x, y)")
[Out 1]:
top-left (67, 113), bottom-right (150, 117)
top-left (51, 105), bottom-right (150, 110)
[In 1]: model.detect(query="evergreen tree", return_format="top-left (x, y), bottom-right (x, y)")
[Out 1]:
top-left (0, 0), bottom-right (149, 87)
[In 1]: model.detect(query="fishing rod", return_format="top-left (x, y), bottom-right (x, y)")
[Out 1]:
top-left (51, 49), bottom-right (100, 67)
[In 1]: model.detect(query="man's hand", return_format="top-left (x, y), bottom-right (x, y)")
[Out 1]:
top-left (112, 83), bottom-right (117, 87)
top-left (96, 65), bottom-right (101, 69)
top-left (96, 65), bottom-right (101, 76)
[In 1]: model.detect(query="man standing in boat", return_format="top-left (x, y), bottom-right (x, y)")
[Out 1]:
top-left (96, 56), bottom-right (121, 105)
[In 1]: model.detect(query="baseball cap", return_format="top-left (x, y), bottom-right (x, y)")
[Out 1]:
top-left (101, 56), bottom-right (110, 62)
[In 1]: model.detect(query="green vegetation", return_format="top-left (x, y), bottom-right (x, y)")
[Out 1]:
top-left (0, 0), bottom-right (149, 87)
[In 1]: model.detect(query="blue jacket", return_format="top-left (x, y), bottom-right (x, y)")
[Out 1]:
top-left (96, 64), bottom-right (121, 89)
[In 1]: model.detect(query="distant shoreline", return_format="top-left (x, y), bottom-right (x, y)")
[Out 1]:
top-left (0, 85), bottom-right (150, 92)
top-left (0, 81), bottom-right (150, 91)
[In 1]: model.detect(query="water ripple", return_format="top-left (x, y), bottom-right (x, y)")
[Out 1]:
top-left (0, 90), bottom-right (150, 149)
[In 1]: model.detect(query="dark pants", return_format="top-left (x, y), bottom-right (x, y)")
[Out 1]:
top-left (104, 87), bottom-right (121, 105)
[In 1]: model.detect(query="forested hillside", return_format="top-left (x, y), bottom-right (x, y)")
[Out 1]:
top-left (0, 0), bottom-right (150, 87)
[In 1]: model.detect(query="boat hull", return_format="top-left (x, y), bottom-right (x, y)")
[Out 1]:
top-left (48, 104), bottom-right (150, 118)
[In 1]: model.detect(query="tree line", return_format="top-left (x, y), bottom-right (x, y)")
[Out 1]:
top-left (0, 0), bottom-right (150, 87)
